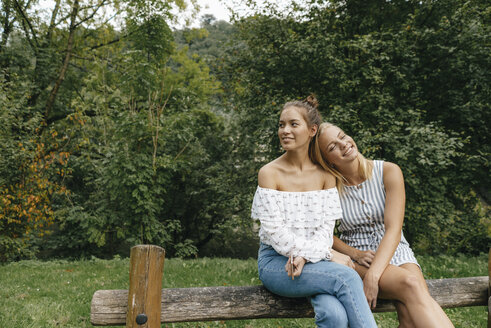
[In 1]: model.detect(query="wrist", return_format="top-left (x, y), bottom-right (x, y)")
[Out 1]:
top-left (352, 249), bottom-right (361, 260)
top-left (365, 269), bottom-right (381, 282)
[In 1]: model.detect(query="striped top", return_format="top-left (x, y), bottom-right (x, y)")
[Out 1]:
top-left (338, 160), bottom-right (418, 267)
top-left (251, 186), bottom-right (342, 263)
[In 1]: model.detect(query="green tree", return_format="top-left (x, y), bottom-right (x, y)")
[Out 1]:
top-left (39, 12), bottom-right (228, 257)
top-left (0, 74), bottom-right (69, 261)
top-left (1, 0), bottom-right (235, 260)
top-left (222, 0), bottom-right (489, 255)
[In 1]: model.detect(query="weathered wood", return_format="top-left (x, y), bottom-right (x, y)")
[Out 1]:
top-left (91, 276), bottom-right (488, 326)
top-left (125, 245), bottom-right (165, 328)
top-left (489, 296), bottom-right (491, 328)
top-left (488, 248), bottom-right (491, 328)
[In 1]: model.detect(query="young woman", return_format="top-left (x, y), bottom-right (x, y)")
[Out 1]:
top-left (312, 122), bottom-right (454, 327)
top-left (251, 97), bottom-right (377, 328)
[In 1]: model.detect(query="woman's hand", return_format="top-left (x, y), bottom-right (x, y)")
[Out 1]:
top-left (285, 256), bottom-right (306, 278)
top-left (330, 250), bottom-right (355, 269)
top-left (353, 249), bottom-right (376, 268)
top-left (363, 271), bottom-right (380, 309)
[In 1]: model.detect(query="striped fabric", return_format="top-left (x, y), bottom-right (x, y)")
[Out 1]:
top-left (338, 160), bottom-right (419, 267)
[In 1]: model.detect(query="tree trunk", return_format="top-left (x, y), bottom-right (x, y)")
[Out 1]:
top-left (44, 0), bottom-right (79, 120)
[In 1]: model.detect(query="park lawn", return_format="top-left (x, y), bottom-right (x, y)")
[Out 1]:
top-left (0, 253), bottom-right (488, 328)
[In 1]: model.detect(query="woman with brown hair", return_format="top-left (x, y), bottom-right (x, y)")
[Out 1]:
top-left (252, 97), bottom-right (377, 328)
top-left (312, 122), bottom-right (454, 327)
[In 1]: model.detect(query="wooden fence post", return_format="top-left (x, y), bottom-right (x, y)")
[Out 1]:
top-left (126, 245), bottom-right (165, 328)
top-left (488, 248), bottom-right (490, 328)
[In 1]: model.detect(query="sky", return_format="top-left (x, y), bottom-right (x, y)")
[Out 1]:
top-left (196, 0), bottom-right (232, 23)
top-left (185, 0), bottom-right (293, 28)
top-left (170, 0), bottom-right (233, 29)
top-left (181, 0), bottom-right (270, 28)
top-left (38, 0), bottom-right (255, 29)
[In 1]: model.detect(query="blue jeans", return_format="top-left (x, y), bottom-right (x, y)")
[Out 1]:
top-left (258, 243), bottom-right (377, 328)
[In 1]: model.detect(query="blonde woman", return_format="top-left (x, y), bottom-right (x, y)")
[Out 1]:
top-left (312, 122), bottom-right (454, 327)
top-left (252, 97), bottom-right (377, 328)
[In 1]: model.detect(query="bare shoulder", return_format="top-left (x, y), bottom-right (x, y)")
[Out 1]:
top-left (319, 167), bottom-right (336, 189)
top-left (383, 162), bottom-right (404, 187)
top-left (258, 161), bottom-right (280, 189)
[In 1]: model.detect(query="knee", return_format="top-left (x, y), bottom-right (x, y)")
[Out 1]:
top-left (328, 265), bottom-right (364, 296)
top-left (399, 274), bottom-right (426, 298)
top-left (314, 301), bottom-right (348, 328)
top-left (340, 266), bottom-right (363, 288)
top-left (316, 309), bottom-right (348, 328)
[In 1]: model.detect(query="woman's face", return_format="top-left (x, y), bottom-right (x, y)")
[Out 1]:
top-left (278, 106), bottom-right (316, 151)
top-left (318, 125), bottom-right (358, 167)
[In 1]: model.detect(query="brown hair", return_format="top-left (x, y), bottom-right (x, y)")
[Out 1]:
top-left (312, 122), bottom-right (373, 194)
top-left (281, 95), bottom-right (322, 158)
top-left (281, 94), bottom-right (322, 129)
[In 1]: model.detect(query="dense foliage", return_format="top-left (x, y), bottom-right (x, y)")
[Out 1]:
top-left (0, 0), bottom-right (488, 261)
top-left (222, 0), bottom-right (490, 254)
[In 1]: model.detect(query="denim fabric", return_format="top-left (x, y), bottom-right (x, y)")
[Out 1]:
top-left (310, 293), bottom-right (348, 327)
top-left (258, 243), bottom-right (377, 328)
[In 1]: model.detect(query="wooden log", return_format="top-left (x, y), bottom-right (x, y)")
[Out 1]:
top-left (126, 245), bottom-right (165, 328)
top-left (488, 248), bottom-right (491, 328)
top-left (90, 276), bottom-right (489, 326)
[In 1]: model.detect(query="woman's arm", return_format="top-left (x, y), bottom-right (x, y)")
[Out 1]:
top-left (256, 205), bottom-right (336, 263)
top-left (333, 236), bottom-right (375, 267)
top-left (363, 161), bottom-right (406, 308)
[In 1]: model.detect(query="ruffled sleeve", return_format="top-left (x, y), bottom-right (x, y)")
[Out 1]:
top-left (251, 187), bottom-right (342, 263)
top-left (251, 187), bottom-right (295, 258)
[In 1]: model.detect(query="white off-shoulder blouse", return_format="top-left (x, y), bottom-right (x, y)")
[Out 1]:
top-left (251, 186), bottom-right (343, 263)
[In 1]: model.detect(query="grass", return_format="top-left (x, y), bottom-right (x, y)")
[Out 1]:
top-left (0, 253), bottom-right (488, 328)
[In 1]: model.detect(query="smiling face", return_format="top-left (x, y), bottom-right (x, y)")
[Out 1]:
top-left (278, 106), bottom-right (317, 151)
top-left (318, 125), bottom-right (359, 167)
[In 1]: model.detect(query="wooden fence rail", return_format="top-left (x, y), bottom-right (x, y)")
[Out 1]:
top-left (90, 245), bottom-right (490, 327)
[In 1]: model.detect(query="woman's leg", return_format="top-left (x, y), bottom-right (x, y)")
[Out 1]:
top-left (398, 264), bottom-right (453, 327)
top-left (354, 264), bottom-right (415, 327)
top-left (258, 244), bottom-right (377, 328)
top-left (393, 300), bottom-right (414, 328)
top-left (310, 294), bottom-right (348, 328)
top-left (354, 262), bottom-right (453, 328)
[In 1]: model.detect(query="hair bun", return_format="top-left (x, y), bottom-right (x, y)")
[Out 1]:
top-left (304, 94), bottom-right (319, 110)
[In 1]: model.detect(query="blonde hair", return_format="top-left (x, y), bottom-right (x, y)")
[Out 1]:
top-left (312, 122), bottom-right (373, 194)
